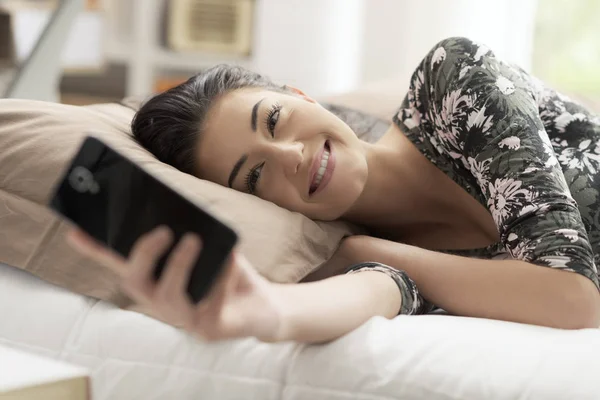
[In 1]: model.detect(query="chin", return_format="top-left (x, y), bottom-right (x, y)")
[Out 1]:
top-left (319, 165), bottom-right (366, 220)
top-left (292, 196), bottom-right (353, 221)
top-left (311, 208), bottom-right (345, 222)
top-left (300, 143), bottom-right (367, 221)
top-left (310, 185), bottom-right (364, 221)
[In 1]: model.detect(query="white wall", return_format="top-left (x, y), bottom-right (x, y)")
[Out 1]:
top-left (361, 0), bottom-right (539, 89)
top-left (251, 0), bottom-right (539, 97)
top-left (11, 7), bottom-right (104, 71)
top-left (102, 0), bottom-right (540, 98)
top-left (251, 0), bottom-right (365, 97)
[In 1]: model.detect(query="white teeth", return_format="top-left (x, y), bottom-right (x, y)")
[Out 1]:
top-left (315, 167), bottom-right (325, 185)
top-left (321, 150), bottom-right (330, 167)
top-left (311, 149), bottom-right (330, 190)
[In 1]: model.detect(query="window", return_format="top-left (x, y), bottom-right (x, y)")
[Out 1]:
top-left (532, 0), bottom-right (600, 104)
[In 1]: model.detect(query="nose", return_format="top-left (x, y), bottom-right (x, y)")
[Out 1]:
top-left (268, 141), bottom-right (304, 175)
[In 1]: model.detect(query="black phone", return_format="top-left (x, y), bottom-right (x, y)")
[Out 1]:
top-left (48, 135), bottom-right (238, 304)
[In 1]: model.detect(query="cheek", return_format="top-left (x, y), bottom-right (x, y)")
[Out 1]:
top-left (263, 184), bottom-right (303, 211)
top-left (319, 146), bottom-right (368, 217)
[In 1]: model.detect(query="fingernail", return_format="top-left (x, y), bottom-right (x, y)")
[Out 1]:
top-left (184, 232), bottom-right (200, 242)
top-left (154, 225), bottom-right (172, 240)
top-left (66, 229), bottom-right (84, 245)
top-left (183, 233), bottom-right (202, 249)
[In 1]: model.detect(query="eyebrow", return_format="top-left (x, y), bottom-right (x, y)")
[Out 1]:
top-left (228, 98), bottom-right (265, 188)
top-left (228, 154), bottom-right (248, 188)
top-left (251, 98), bottom-right (264, 132)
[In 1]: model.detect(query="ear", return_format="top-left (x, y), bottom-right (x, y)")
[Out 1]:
top-left (285, 85), bottom-right (317, 104)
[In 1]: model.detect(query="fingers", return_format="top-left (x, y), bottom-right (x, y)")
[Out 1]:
top-left (122, 228), bottom-right (206, 330)
top-left (208, 253), bottom-right (238, 310)
top-left (191, 252), bottom-right (242, 339)
top-left (123, 226), bottom-right (173, 300)
top-left (69, 225), bottom-right (251, 341)
top-left (154, 233), bottom-right (201, 305)
top-left (68, 225), bottom-right (226, 337)
top-left (153, 233), bottom-right (203, 328)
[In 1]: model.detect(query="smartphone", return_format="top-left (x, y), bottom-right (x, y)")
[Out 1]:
top-left (48, 135), bottom-right (238, 304)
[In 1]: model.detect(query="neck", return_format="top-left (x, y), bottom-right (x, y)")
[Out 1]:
top-left (342, 128), bottom-right (456, 231)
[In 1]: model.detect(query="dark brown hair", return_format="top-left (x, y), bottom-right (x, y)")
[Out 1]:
top-left (131, 64), bottom-right (389, 176)
top-left (131, 64), bottom-right (288, 174)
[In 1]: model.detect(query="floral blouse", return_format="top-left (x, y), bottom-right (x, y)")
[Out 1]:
top-left (347, 36), bottom-right (600, 315)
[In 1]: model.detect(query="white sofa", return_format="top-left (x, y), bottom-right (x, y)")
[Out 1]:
top-left (2, 261), bottom-right (600, 400)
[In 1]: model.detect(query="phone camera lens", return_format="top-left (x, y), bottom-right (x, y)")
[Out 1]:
top-left (69, 166), bottom-right (99, 194)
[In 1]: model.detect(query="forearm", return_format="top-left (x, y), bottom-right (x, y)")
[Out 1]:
top-left (272, 271), bottom-right (401, 343)
top-left (345, 236), bottom-right (600, 329)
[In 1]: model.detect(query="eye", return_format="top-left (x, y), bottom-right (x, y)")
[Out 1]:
top-left (264, 103), bottom-right (282, 137)
top-left (244, 162), bottom-right (265, 194)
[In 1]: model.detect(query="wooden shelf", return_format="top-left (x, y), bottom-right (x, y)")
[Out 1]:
top-left (103, 0), bottom-right (259, 97)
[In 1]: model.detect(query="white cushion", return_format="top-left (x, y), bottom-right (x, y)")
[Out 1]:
top-left (1, 262), bottom-right (600, 400)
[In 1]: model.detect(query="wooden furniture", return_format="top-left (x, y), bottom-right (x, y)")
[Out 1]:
top-left (0, 344), bottom-right (90, 400)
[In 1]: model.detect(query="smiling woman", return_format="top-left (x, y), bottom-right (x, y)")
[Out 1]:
top-left (195, 86), bottom-right (370, 221)
top-left (130, 67), bottom-right (371, 221)
top-left (70, 36), bottom-right (600, 344)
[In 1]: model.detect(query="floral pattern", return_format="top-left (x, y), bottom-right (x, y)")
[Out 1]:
top-left (388, 37), bottom-right (600, 312)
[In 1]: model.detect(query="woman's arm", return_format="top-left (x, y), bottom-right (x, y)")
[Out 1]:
top-left (67, 227), bottom-right (403, 344)
top-left (273, 270), bottom-right (401, 343)
top-left (388, 37), bottom-right (600, 329)
top-left (343, 235), bottom-right (600, 329)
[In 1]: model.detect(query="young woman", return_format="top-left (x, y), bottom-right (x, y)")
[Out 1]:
top-left (68, 37), bottom-right (600, 343)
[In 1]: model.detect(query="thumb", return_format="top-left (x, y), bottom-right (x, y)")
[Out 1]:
top-left (233, 252), bottom-right (268, 290)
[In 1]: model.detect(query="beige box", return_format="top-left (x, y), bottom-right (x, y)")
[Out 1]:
top-left (167, 0), bottom-right (255, 55)
top-left (0, 344), bottom-right (90, 400)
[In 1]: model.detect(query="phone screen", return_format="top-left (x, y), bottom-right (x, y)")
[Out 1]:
top-left (49, 136), bottom-right (238, 303)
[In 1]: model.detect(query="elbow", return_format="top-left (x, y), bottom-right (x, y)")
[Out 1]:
top-left (560, 275), bottom-right (600, 330)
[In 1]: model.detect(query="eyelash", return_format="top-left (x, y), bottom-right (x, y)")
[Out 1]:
top-left (244, 103), bottom-right (281, 194)
top-left (264, 102), bottom-right (282, 137)
top-left (245, 161), bottom-right (265, 194)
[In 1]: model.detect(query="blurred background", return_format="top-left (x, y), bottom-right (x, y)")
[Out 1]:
top-left (0, 0), bottom-right (598, 106)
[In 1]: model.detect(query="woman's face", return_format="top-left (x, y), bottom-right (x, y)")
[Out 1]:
top-left (196, 87), bottom-right (369, 220)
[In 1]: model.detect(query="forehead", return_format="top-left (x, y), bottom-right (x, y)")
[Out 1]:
top-left (196, 88), bottom-right (268, 185)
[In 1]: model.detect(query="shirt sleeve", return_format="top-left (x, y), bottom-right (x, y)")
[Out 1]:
top-left (345, 262), bottom-right (435, 315)
top-left (395, 36), bottom-right (599, 290)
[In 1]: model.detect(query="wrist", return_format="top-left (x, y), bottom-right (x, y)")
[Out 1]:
top-left (339, 235), bottom-right (371, 265)
top-left (257, 283), bottom-right (295, 343)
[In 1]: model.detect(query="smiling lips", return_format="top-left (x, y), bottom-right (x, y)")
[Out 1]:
top-left (309, 140), bottom-right (333, 196)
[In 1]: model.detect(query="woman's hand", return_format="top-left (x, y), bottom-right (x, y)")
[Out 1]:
top-left (66, 226), bottom-right (285, 342)
top-left (67, 229), bottom-right (405, 343)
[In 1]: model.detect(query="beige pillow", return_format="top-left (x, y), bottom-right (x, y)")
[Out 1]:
top-left (0, 99), bottom-right (358, 308)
